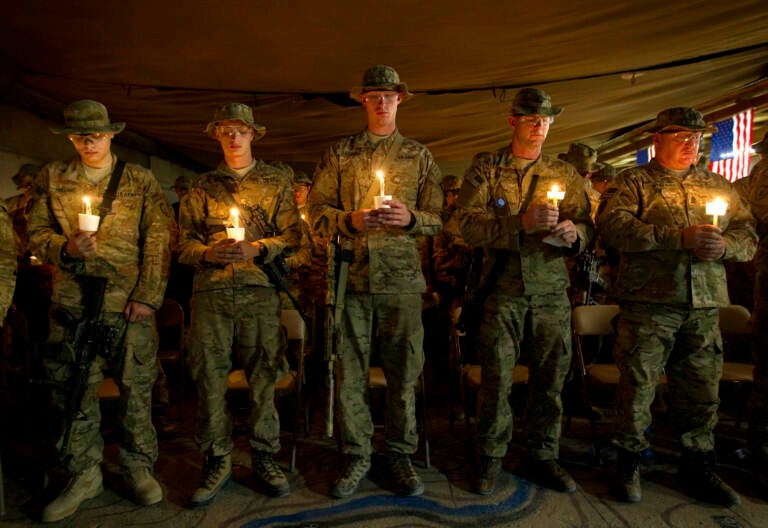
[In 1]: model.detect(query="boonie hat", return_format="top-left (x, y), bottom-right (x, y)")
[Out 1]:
top-left (292, 170), bottom-right (312, 186)
top-left (50, 100), bottom-right (126, 135)
top-left (649, 107), bottom-right (717, 133)
top-left (172, 175), bottom-right (190, 191)
top-left (591, 163), bottom-right (616, 183)
top-left (558, 143), bottom-right (600, 175)
top-left (350, 65), bottom-right (413, 102)
top-left (12, 163), bottom-right (41, 188)
top-left (441, 174), bottom-right (462, 192)
top-left (205, 103), bottom-right (266, 141)
top-left (510, 88), bottom-right (563, 117)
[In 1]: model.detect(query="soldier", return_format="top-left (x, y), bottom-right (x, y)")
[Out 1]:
top-left (0, 200), bottom-right (17, 327)
top-left (558, 142), bottom-right (600, 179)
top-left (178, 103), bottom-right (300, 505)
top-left (597, 107), bottom-right (756, 505)
top-left (6, 163), bottom-right (41, 261)
top-left (27, 100), bottom-right (174, 522)
top-left (458, 88), bottom-right (592, 496)
top-left (747, 131), bottom-right (768, 492)
top-left (308, 64), bottom-right (443, 498)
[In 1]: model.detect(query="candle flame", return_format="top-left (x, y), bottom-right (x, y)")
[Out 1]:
top-left (83, 196), bottom-right (92, 215)
top-left (230, 207), bottom-right (239, 229)
top-left (376, 170), bottom-right (385, 196)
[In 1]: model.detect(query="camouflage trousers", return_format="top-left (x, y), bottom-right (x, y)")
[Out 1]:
top-left (337, 292), bottom-right (424, 457)
top-left (475, 292), bottom-right (572, 460)
top-left (45, 309), bottom-right (159, 474)
top-left (187, 287), bottom-right (286, 456)
top-left (613, 303), bottom-right (722, 453)
top-left (749, 248), bottom-right (768, 460)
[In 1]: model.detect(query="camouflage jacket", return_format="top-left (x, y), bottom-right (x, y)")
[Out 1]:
top-left (749, 158), bottom-right (768, 266)
top-left (457, 147), bottom-right (593, 296)
top-left (0, 203), bottom-right (17, 317)
top-left (433, 205), bottom-right (472, 288)
top-left (308, 129), bottom-right (443, 294)
top-left (178, 160), bottom-right (300, 293)
top-left (597, 159), bottom-right (756, 307)
top-left (27, 157), bottom-right (174, 312)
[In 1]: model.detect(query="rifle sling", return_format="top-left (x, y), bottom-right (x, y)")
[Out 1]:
top-left (97, 160), bottom-right (126, 233)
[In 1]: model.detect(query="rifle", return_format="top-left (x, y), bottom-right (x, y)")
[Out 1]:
top-left (247, 204), bottom-right (311, 327)
top-left (324, 235), bottom-right (353, 438)
top-left (57, 276), bottom-right (115, 461)
top-left (576, 249), bottom-right (607, 306)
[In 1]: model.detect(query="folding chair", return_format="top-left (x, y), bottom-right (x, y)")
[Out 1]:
top-left (227, 309), bottom-right (307, 472)
top-left (156, 298), bottom-right (186, 405)
top-left (718, 304), bottom-right (753, 427)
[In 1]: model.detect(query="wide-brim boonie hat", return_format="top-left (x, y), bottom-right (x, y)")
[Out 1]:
top-left (752, 131), bottom-right (768, 154)
top-left (510, 88), bottom-right (562, 117)
top-left (12, 163), bottom-right (41, 188)
top-left (558, 142), bottom-right (599, 174)
top-left (50, 100), bottom-right (126, 135)
top-left (648, 107), bottom-right (717, 133)
top-left (349, 64), bottom-right (413, 102)
top-left (204, 103), bottom-right (266, 141)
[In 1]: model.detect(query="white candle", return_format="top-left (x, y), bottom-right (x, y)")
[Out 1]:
top-left (230, 208), bottom-right (239, 229)
top-left (547, 184), bottom-right (565, 207)
top-left (376, 170), bottom-right (385, 196)
top-left (83, 196), bottom-right (92, 215)
top-left (705, 197), bottom-right (728, 228)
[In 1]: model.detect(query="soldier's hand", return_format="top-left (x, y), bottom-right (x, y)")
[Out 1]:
top-left (521, 204), bottom-right (559, 231)
top-left (66, 230), bottom-right (97, 259)
top-left (550, 219), bottom-right (578, 245)
top-left (373, 199), bottom-right (413, 228)
top-left (684, 224), bottom-right (726, 261)
top-left (238, 240), bottom-right (263, 260)
top-left (124, 301), bottom-right (154, 323)
top-left (349, 209), bottom-right (384, 232)
top-left (204, 238), bottom-right (243, 264)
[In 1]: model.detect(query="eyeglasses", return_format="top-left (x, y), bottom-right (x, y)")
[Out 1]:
top-left (659, 131), bottom-right (702, 144)
top-left (362, 92), bottom-right (399, 104)
top-left (216, 125), bottom-right (252, 138)
top-left (516, 115), bottom-right (553, 126)
top-left (67, 133), bottom-right (110, 144)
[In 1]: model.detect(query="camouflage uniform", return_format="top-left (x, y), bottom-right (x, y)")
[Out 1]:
top-left (458, 148), bottom-right (592, 460)
top-left (748, 157), bottom-right (768, 461)
top-left (178, 161), bottom-right (300, 456)
top-left (308, 129), bottom-right (443, 457)
top-left (27, 156), bottom-right (174, 473)
top-left (0, 202), bottom-right (17, 317)
top-left (597, 159), bottom-right (756, 453)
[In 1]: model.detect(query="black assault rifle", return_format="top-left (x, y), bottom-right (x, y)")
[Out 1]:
top-left (324, 236), bottom-right (353, 437)
top-left (56, 276), bottom-right (115, 461)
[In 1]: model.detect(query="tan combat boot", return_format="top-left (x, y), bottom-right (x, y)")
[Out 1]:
top-left (41, 464), bottom-right (104, 523)
top-left (125, 466), bottom-right (163, 505)
top-left (190, 454), bottom-right (232, 507)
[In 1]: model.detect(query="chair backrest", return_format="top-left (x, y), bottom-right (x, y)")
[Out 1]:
top-left (719, 304), bottom-right (751, 335)
top-left (572, 304), bottom-right (620, 337)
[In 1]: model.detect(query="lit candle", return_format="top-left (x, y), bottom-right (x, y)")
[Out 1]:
top-left (705, 197), bottom-right (728, 228)
top-left (230, 208), bottom-right (239, 229)
top-left (83, 196), bottom-right (92, 215)
top-left (546, 184), bottom-right (565, 207)
top-left (376, 170), bottom-right (385, 196)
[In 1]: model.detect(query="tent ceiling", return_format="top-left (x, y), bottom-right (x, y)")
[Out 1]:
top-left (1, 1), bottom-right (767, 173)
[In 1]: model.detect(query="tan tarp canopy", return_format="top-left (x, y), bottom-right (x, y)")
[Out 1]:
top-left (1, 1), bottom-right (767, 173)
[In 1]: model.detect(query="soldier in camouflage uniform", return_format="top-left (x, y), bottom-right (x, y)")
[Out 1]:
top-left (747, 131), bottom-right (768, 492)
top-left (458, 88), bottom-right (592, 496)
top-left (308, 65), bottom-right (443, 498)
top-left (27, 100), bottom-right (174, 522)
top-left (179, 103), bottom-right (300, 505)
top-left (6, 163), bottom-right (41, 261)
top-left (597, 107), bottom-right (756, 505)
top-left (0, 200), bottom-right (17, 326)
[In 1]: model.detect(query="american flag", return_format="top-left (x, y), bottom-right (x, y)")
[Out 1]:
top-left (709, 109), bottom-right (753, 182)
top-left (636, 145), bottom-right (655, 165)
